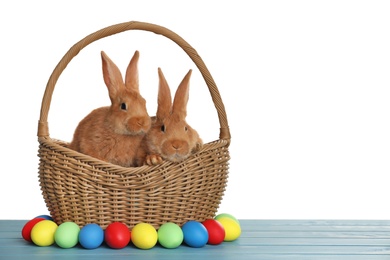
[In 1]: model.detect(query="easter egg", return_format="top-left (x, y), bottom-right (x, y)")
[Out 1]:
top-left (216, 217), bottom-right (241, 241)
top-left (54, 222), bottom-right (80, 249)
top-left (21, 217), bottom-right (45, 242)
top-left (79, 223), bottom-right (104, 249)
top-left (157, 222), bottom-right (183, 249)
top-left (31, 220), bottom-right (58, 246)
top-left (35, 214), bottom-right (54, 221)
top-left (181, 221), bottom-right (208, 248)
top-left (202, 219), bottom-right (225, 245)
top-left (214, 213), bottom-right (239, 224)
top-left (104, 222), bottom-right (131, 249)
top-left (131, 223), bottom-right (158, 249)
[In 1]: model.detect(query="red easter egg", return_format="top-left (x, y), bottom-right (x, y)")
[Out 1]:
top-left (104, 222), bottom-right (131, 249)
top-left (21, 218), bottom-right (46, 242)
top-left (202, 219), bottom-right (226, 245)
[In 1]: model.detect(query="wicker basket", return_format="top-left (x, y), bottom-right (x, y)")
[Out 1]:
top-left (37, 21), bottom-right (231, 229)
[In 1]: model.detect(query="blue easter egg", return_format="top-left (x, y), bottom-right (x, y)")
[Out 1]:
top-left (78, 223), bottom-right (104, 249)
top-left (35, 215), bottom-right (54, 221)
top-left (181, 221), bottom-right (208, 248)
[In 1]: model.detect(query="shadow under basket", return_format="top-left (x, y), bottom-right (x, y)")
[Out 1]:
top-left (37, 21), bottom-right (231, 229)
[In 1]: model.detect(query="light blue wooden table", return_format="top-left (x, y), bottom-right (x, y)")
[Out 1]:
top-left (1, 219), bottom-right (390, 259)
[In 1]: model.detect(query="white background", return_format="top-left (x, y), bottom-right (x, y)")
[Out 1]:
top-left (1, 0), bottom-right (389, 220)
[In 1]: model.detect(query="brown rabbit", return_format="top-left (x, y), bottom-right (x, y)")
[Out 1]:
top-left (142, 68), bottom-right (203, 165)
top-left (68, 50), bottom-right (151, 167)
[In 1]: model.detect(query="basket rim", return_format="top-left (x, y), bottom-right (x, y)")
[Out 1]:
top-left (37, 21), bottom-right (231, 142)
top-left (38, 136), bottom-right (230, 174)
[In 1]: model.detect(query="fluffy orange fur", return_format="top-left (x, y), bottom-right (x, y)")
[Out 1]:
top-left (142, 68), bottom-right (203, 165)
top-left (68, 50), bottom-right (151, 167)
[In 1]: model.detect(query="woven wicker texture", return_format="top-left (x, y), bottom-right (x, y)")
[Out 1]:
top-left (37, 21), bottom-right (231, 229)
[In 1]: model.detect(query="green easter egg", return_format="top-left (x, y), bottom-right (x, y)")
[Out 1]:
top-left (158, 222), bottom-right (184, 249)
top-left (54, 222), bottom-right (80, 249)
top-left (215, 213), bottom-right (239, 224)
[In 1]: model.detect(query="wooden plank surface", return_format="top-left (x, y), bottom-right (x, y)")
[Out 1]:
top-left (1, 220), bottom-right (390, 259)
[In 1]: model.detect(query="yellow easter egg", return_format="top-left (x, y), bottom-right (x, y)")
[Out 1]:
top-left (216, 217), bottom-right (241, 242)
top-left (131, 223), bottom-right (158, 249)
top-left (31, 220), bottom-right (58, 246)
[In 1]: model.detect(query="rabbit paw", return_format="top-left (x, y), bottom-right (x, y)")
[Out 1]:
top-left (145, 154), bottom-right (163, 166)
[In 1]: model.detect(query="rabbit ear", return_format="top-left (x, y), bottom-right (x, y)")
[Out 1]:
top-left (101, 51), bottom-right (125, 101)
top-left (156, 68), bottom-right (172, 120)
top-left (172, 69), bottom-right (192, 119)
top-left (124, 50), bottom-right (140, 93)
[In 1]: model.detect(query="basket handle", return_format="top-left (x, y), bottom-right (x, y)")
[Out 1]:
top-left (37, 21), bottom-right (230, 141)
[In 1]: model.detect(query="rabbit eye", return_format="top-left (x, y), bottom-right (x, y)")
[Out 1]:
top-left (120, 103), bottom-right (127, 110)
top-left (161, 125), bottom-right (166, 132)
top-left (185, 126), bottom-right (188, 131)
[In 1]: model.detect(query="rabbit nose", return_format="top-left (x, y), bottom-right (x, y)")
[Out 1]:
top-left (136, 119), bottom-right (144, 126)
top-left (171, 140), bottom-right (184, 150)
top-left (135, 117), bottom-right (148, 127)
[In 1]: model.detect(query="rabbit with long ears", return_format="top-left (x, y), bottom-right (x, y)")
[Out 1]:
top-left (68, 50), bottom-right (151, 167)
top-left (142, 67), bottom-right (203, 165)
